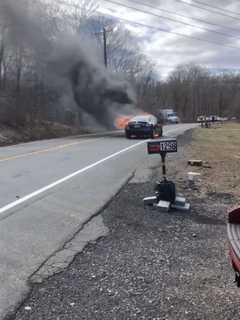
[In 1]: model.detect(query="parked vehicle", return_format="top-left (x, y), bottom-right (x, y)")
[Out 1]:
top-left (125, 114), bottom-right (163, 139)
top-left (197, 115), bottom-right (204, 123)
top-left (197, 115), bottom-right (224, 123)
top-left (227, 207), bottom-right (240, 287)
top-left (158, 109), bottom-right (180, 124)
top-left (166, 112), bottom-right (180, 124)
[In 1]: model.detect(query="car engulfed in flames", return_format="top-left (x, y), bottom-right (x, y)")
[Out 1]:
top-left (124, 114), bottom-right (163, 139)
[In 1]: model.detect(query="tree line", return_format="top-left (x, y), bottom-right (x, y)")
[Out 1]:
top-left (141, 64), bottom-right (240, 121)
top-left (0, 0), bottom-right (239, 130)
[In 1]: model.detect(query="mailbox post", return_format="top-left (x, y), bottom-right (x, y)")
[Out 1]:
top-left (148, 138), bottom-right (177, 182)
top-left (144, 138), bottom-right (190, 212)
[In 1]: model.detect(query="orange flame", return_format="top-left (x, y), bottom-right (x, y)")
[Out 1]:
top-left (114, 115), bottom-right (133, 129)
top-left (114, 112), bottom-right (150, 129)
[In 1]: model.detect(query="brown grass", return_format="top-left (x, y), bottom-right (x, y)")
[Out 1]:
top-left (187, 122), bottom-right (240, 197)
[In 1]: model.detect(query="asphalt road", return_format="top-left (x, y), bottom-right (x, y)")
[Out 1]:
top-left (0, 123), bottom-right (196, 319)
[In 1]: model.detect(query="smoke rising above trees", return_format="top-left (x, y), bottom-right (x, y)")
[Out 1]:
top-left (0, 0), bottom-right (140, 129)
top-left (0, 0), bottom-right (239, 134)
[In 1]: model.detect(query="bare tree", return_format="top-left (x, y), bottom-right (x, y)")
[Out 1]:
top-left (1, 0), bottom-right (239, 134)
top-left (150, 63), bottom-right (240, 121)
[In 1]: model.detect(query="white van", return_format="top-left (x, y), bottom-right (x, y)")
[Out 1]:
top-left (166, 111), bottom-right (180, 124)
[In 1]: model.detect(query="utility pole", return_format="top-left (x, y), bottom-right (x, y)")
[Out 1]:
top-left (94, 26), bottom-right (113, 69)
top-left (103, 27), bottom-right (108, 68)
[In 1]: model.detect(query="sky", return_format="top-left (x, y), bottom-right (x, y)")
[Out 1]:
top-left (98, 0), bottom-right (240, 78)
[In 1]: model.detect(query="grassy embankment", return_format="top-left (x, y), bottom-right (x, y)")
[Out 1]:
top-left (187, 122), bottom-right (240, 197)
top-left (0, 122), bottom-right (89, 146)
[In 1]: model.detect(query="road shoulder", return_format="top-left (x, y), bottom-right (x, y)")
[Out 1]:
top-left (10, 127), bottom-right (240, 320)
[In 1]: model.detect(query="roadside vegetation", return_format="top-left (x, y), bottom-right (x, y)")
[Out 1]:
top-left (13, 126), bottom-right (240, 320)
top-left (187, 122), bottom-right (240, 197)
top-left (0, 0), bottom-right (240, 145)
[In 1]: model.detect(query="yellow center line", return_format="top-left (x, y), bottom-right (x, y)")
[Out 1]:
top-left (0, 138), bottom-right (101, 163)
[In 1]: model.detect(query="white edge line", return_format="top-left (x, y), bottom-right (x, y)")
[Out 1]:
top-left (0, 140), bottom-right (146, 216)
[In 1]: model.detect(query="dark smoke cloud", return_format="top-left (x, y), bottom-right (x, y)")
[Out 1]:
top-left (48, 37), bottom-right (137, 128)
top-left (1, 0), bottom-right (137, 129)
top-left (1, 0), bottom-right (50, 56)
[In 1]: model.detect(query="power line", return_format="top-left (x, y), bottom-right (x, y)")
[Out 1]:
top-left (191, 0), bottom-right (240, 18)
top-left (103, 0), bottom-right (240, 44)
top-left (44, 0), bottom-right (240, 72)
top-left (176, 0), bottom-right (240, 21)
top-left (47, 0), bottom-right (240, 49)
top-left (125, 0), bottom-right (240, 39)
top-left (55, 0), bottom-right (240, 33)
top-left (101, 11), bottom-right (240, 50)
top-left (127, 0), bottom-right (240, 34)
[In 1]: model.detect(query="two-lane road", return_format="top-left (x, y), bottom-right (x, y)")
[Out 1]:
top-left (0, 123), bottom-right (196, 319)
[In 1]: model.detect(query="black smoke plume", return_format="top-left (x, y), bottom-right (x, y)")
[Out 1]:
top-left (1, 0), bottom-right (137, 129)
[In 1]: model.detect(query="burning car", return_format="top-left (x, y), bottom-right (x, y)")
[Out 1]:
top-left (124, 114), bottom-right (163, 139)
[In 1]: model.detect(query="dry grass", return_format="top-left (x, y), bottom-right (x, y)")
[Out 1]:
top-left (187, 122), bottom-right (240, 197)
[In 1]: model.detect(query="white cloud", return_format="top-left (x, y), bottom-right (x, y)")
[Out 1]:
top-left (99, 0), bottom-right (240, 78)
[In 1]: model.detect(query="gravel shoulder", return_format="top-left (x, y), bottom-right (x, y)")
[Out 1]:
top-left (10, 129), bottom-right (240, 320)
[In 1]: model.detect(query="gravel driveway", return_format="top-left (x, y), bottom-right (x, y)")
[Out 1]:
top-left (10, 131), bottom-right (240, 320)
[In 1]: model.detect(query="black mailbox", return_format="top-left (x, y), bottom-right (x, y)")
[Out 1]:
top-left (148, 138), bottom-right (177, 155)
